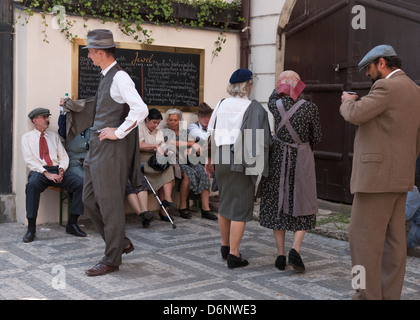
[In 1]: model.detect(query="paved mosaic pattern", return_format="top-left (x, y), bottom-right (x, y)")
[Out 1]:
top-left (1, 213), bottom-right (419, 300)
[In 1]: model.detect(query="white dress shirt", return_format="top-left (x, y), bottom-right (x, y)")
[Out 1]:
top-left (386, 68), bottom-right (401, 79)
top-left (187, 121), bottom-right (210, 141)
top-left (101, 61), bottom-right (149, 139)
top-left (21, 129), bottom-right (69, 173)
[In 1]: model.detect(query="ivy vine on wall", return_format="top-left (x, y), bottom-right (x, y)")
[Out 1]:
top-left (14, 0), bottom-right (243, 58)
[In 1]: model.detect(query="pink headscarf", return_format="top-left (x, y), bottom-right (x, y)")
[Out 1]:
top-left (276, 70), bottom-right (306, 101)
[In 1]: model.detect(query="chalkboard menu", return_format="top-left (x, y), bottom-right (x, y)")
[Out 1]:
top-left (73, 40), bottom-right (204, 109)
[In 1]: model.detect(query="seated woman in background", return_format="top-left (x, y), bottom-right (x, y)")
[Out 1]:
top-left (139, 108), bottom-right (178, 221)
top-left (125, 175), bottom-right (154, 228)
top-left (164, 108), bottom-right (217, 220)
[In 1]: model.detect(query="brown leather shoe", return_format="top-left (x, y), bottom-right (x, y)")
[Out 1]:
top-left (85, 262), bottom-right (119, 276)
top-left (123, 242), bottom-right (134, 254)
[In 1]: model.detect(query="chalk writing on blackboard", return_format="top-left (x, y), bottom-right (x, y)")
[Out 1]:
top-left (75, 42), bottom-right (204, 109)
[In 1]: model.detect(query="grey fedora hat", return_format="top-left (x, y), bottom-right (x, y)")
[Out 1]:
top-left (358, 44), bottom-right (397, 72)
top-left (82, 29), bottom-right (119, 49)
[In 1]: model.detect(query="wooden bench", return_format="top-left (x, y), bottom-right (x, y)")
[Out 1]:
top-left (47, 186), bottom-right (71, 226)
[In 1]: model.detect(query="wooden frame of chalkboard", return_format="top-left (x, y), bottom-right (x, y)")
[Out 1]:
top-left (72, 39), bottom-right (204, 112)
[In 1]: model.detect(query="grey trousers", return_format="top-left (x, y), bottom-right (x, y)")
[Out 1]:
top-left (82, 133), bottom-right (132, 266)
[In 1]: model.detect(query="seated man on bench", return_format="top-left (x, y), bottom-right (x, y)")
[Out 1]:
top-left (21, 107), bottom-right (86, 243)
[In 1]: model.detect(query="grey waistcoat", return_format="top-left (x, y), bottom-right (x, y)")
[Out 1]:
top-left (93, 64), bottom-right (129, 131)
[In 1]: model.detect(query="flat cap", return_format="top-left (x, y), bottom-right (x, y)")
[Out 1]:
top-left (358, 44), bottom-right (397, 72)
top-left (28, 108), bottom-right (51, 120)
top-left (229, 68), bottom-right (253, 84)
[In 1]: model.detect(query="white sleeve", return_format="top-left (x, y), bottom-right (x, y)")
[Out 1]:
top-left (187, 123), bottom-right (209, 141)
top-left (21, 133), bottom-right (45, 173)
top-left (111, 71), bottom-right (149, 139)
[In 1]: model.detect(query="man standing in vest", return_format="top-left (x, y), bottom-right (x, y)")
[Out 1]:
top-left (340, 45), bottom-right (420, 299)
top-left (82, 29), bottom-right (149, 276)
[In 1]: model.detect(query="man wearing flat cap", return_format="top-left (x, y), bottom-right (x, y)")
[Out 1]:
top-left (81, 29), bottom-right (149, 276)
top-left (188, 102), bottom-right (213, 143)
top-left (186, 102), bottom-right (218, 221)
top-left (340, 45), bottom-right (420, 299)
top-left (21, 108), bottom-right (86, 243)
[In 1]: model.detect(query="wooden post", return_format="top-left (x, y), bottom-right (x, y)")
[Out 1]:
top-left (0, 0), bottom-right (13, 194)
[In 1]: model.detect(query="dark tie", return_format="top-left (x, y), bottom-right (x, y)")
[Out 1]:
top-left (39, 131), bottom-right (53, 167)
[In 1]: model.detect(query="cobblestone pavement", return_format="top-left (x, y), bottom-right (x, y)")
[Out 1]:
top-left (0, 211), bottom-right (419, 301)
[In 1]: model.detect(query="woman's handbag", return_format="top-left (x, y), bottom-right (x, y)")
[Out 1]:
top-left (148, 154), bottom-right (169, 171)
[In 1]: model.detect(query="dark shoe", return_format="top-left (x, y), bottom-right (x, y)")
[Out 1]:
top-left (221, 246), bottom-right (230, 260)
top-left (179, 208), bottom-right (192, 219)
top-left (66, 224), bottom-right (87, 237)
top-left (275, 255), bottom-right (286, 270)
top-left (123, 242), bottom-right (134, 255)
top-left (85, 262), bottom-right (119, 276)
top-left (162, 200), bottom-right (179, 216)
top-left (138, 211), bottom-right (154, 228)
top-left (159, 212), bottom-right (174, 222)
top-left (201, 209), bottom-right (218, 220)
top-left (227, 253), bottom-right (249, 269)
top-left (162, 200), bottom-right (176, 208)
top-left (167, 206), bottom-right (179, 217)
top-left (288, 248), bottom-right (305, 272)
top-left (23, 229), bottom-right (36, 243)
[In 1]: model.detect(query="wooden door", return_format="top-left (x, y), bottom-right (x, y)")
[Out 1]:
top-left (283, 0), bottom-right (420, 204)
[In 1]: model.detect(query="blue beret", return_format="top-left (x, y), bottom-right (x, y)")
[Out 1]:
top-left (229, 68), bottom-right (253, 84)
top-left (28, 108), bottom-right (51, 120)
top-left (358, 45), bottom-right (397, 72)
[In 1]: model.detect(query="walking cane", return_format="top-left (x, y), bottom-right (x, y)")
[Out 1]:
top-left (141, 165), bottom-right (177, 229)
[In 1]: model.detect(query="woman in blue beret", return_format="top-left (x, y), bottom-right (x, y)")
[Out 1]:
top-left (206, 69), bottom-right (271, 268)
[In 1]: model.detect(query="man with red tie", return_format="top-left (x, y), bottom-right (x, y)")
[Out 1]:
top-left (21, 107), bottom-right (86, 243)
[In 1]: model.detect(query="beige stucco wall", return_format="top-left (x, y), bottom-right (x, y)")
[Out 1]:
top-left (13, 10), bottom-right (240, 224)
